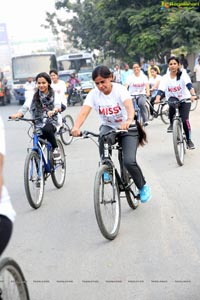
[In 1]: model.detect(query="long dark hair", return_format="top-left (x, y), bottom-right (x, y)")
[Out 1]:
top-left (135, 120), bottom-right (147, 146)
top-left (33, 72), bottom-right (54, 101)
top-left (167, 57), bottom-right (182, 80)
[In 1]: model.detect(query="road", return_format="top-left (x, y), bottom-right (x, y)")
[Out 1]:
top-left (1, 101), bottom-right (200, 300)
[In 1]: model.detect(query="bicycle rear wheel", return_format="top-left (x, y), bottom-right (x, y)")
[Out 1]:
top-left (60, 114), bottom-right (74, 145)
top-left (0, 257), bottom-right (30, 300)
top-left (24, 151), bottom-right (44, 209)
top-left (51, 139), bottom-right (66, 188)
top-left (173, 119), bottom-right (185, 166)
top-left (160, 102), bottom-right (169, 124)
top-left (94, 164), bottom-right (121, 240)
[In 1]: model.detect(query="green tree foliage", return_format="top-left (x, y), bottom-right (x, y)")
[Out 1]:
top-left (45, 0), bottom-right (200, 63)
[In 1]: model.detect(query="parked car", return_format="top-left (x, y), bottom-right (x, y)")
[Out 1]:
top-left (78, 72), bottom-right (94, 98)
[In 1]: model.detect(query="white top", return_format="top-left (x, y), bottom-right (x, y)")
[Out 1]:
top-left (126, 72), bottom-right (149, 95)
top-left (0, 116), bottom-right (16, 222)
top-left (149, 74), bottom-right (162, 88)
top-left (84, 82), bottom-right (131, 128)
top-left (51, 80), bottom-right (67, 106)
top-left (159, 71), bottom-right (192, 100)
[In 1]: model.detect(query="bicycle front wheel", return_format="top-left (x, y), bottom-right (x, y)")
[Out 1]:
top-left (0, 257), bottom-right (30, 300)
top-left (160, 102), bottom-right (169, 124)
top-left (51, 139), bottom-right (66, 188)
top-left (94, 164), bottom-right (121, 240)
top-left (60, 114), bottom-right (74, 145)
top-left (24, 151), bottom-right (44, 209)
top-left (173, 119), bottom-right (185, 166)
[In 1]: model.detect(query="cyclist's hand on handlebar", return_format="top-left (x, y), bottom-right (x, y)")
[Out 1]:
top-left (9, 112), bottom-right (23, 120)
top-left (71, 127), bottom-right (81, 137)
top-left (191, 95), bottom-right (197, 102)
top-left (119, 120), bottom-right (132, 131)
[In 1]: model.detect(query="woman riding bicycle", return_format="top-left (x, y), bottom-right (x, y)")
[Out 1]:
top-left (0, 115), bottom-right (16, 256)
top-left (10, 72), bottom-right (61, 160)
top-left (71, 65), bottom-right (151, 203)
top-left (125, 63), bottom-right (150, 126)
top-left (155, 56), bottom-right (196, 149)
top-left (148, 67), bottom-right (162, 116)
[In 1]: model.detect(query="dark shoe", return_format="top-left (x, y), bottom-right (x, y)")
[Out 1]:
top-left (167, 125), bottom-right (173, 133)
top-left (143, 122), bottom-right (149, 127)
top-left (187, 140), bottom-right (195, 150)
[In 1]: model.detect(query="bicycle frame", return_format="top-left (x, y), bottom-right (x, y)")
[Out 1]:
top-left (28, 125), bottom-right (53, 176)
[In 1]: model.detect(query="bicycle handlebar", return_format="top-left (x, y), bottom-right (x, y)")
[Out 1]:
top-left (80, 124), bottom-right (137, 139)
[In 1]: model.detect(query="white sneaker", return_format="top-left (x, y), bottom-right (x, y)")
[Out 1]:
top-left (53, 148), bottom-right (61, 160)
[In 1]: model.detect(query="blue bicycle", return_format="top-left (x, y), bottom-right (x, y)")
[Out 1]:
top-left (10, 117), bottom-right (66, 209)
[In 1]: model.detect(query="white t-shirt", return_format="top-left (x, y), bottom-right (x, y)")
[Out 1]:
top-left (126, 73), bottom-right (148, 96)
top-left (149, 74), bottom-right (162, 88)
top-left (0, 116), bottom-right (16, 222)
top-left (84, 82), bottom-right (131, 128)
top-left (159, 71), bottom-right (191, 101)
top-left (51, 80), bottom-right (67, 106)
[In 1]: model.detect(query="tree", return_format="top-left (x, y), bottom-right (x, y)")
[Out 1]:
top-left (44, 0), bottom-right (200, 63)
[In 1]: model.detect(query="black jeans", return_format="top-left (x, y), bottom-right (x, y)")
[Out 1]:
top-left (169, 101), bottom-right (191, 141)
top-left (0, 215), bottom-right (13, 255)
top-left (41, 123), bottom-right (58, 150)
top-left (99, 125), bottom-right (146, 189)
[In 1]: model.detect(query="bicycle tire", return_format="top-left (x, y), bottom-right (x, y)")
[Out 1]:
top-left (51, 139), bottom-right (66, 188)
top-left (124, 170), bottom-right (139, 210)
top-left (94, 164), bottom-right (121, 240)
top-left (0, 257), bottom-right (30, 300)
top-left (172, 119), bottom-right (185, 166)
top-left (60, 114), bottom-right (74, 145)
top-left (190, 99), bottom-right (198, 111)
top-left (24, 151), bottom-right (44, 209)
top-left (160, 102), bottom-right (169, 124)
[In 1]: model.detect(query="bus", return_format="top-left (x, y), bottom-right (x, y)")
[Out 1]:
top-left (57, 52), bottom-right (94, 73)
top-left (12, 52), bottom-right (57, 104)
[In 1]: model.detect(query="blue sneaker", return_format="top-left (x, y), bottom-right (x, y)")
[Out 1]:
top-left (103, 172), bottom-right (110, 183)
top-left (139, 184), bottom-right (151, 203)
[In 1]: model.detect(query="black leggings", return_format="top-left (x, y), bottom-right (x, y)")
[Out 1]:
top-left (99, 125), bottom-right (146, 189)
top-left (0, 215), bottom-right (13, 256)
top-left (169, 102), bottom-right (191, 141)
top-left (40, 123), bottom-right (58, 150)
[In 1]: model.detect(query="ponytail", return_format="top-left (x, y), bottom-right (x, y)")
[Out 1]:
top-left (136, 120), bottom-right (147, 146)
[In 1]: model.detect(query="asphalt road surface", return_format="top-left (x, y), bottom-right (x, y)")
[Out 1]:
top-left (1, 100), bottom-right (200, 300)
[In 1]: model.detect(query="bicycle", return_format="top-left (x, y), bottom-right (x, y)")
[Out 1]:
top-left (146, 97), bottom-right (169, 124)
top-left (168, 98), bottom-right (188, 166)
top-left (0, 257), bottom-right (30, 300)
top-left (58, 114), bottom-right (74, 145)
top-left (9, 117), bottom-right (66, 209)
top-left (81, 126), bottom-right (140, 240)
